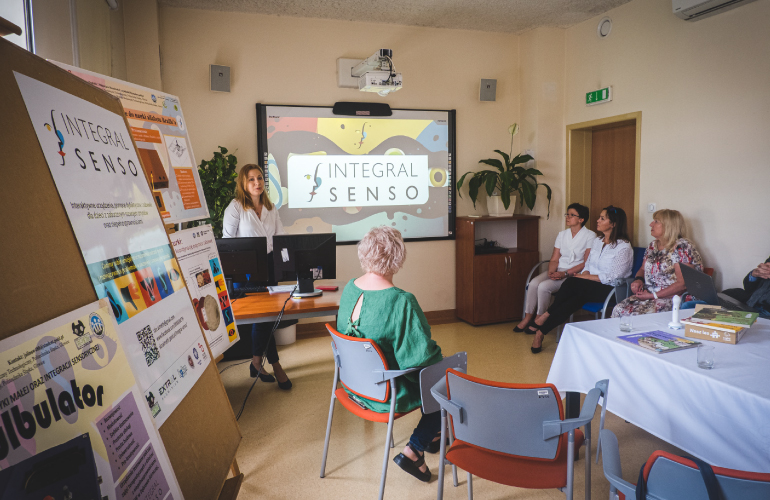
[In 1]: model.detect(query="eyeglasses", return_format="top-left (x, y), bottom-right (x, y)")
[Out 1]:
top-left (564, 213), bottom-right (580, 218)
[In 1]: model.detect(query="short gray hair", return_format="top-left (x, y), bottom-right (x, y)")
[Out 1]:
top-left (357, 226), bottom-right (406, 276)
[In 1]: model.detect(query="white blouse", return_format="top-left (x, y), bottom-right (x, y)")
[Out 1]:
top-left (553, 226), bottom-right (598, 271)
top-left (584, 238), bottom-right (633, 286)
top-left (222, 199), bottom-right (285, 253)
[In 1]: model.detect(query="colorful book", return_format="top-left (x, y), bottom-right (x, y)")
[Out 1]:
top-left (681, 318), bottom-right (744, 333)
top-left (618, 330), bottom-right (701, 354)
top-left (689, 309), bottom-right (759, 328)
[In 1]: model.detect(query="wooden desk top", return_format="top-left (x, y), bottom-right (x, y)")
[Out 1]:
top-left (231, 289), bottom-right (341, 324)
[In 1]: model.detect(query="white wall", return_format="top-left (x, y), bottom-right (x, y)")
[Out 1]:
top-left (157, 6), bottom-right (521, 311)
top-left (563, 0), bottom-right (770, 289)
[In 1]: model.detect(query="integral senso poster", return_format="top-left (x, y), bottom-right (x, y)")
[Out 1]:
top-left (0, 302), bottom-right (183, 500)
top-left (14, 72), bottom-right (210, 427)
top-left (52, 61), bottom-right (209, 224)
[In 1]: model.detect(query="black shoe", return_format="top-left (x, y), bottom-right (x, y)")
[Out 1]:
top-left (277, 377), bottom-right (293, 390)
top-left (531, 332), bottom-right (544, 354)
top-left (513, 322), bottom-right (529, 333)
top-left (393, 443), bottom-right (431, 482)
top-left (525, 325), bottom-right (540, 335)
top-left (425, 436), bottom-right (449, 454)
top-left (249, 363), bottom-right (276, 382)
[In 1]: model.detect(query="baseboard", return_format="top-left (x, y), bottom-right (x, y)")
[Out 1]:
top-left (296, 309), bottom-right (458, 340)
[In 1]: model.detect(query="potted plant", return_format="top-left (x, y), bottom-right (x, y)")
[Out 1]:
top-left (188, 146), bottom-right (238, 237)
top-left (456, 123), bottom-right (551, 217)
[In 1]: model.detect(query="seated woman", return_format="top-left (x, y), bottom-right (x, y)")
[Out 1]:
top-left (612, 209), bottom-right (703, 318)
top-left (337, 226), bottom-right (443, 483)
top-left (529, 206), bottom-right (633, 353)
top-left (515, 203), bottom-right (597, 332)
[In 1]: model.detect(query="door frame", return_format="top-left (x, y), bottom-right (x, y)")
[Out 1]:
top-left (565, 111), bottom-right (642, 245)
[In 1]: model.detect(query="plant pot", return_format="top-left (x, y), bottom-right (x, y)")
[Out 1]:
top-left (486, 194), bottom-right (517, 217)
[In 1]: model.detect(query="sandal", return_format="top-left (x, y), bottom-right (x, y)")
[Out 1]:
top-left (425, 434), bottom-right (448, 454)
top-left (525, 324), bottom-right (540, 335)
top-left (393, 443), bottom-right (431, 482)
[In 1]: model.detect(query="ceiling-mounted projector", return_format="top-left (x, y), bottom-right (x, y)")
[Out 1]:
top-left (350, 49), bottom-right (402, 96)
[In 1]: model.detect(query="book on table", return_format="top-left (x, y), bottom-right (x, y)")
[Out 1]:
top-left (689, 308), bottom-right (759, 328)
top-left (680, 318), bottom-right (744, 333)
top-left (618, 330), bottom-right (702, 354)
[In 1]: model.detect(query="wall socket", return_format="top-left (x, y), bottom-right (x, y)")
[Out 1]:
top-left (648, 203), bottom-right (656, 213)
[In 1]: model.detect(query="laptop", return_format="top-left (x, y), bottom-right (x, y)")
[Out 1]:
top-left (680, 265), bottom-right (756, 312)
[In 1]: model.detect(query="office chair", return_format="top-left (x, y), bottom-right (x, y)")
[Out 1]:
top-left (431, 372), bottom-right (609, 500)
top-left (600, 429), bottom-right (770, 499)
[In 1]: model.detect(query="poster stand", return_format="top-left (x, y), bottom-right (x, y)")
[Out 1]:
top-left (0, 37), bottom-right (242, 500)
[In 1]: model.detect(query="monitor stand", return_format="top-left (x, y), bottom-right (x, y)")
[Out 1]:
top-left (292, 278), bottom-right (322, 298)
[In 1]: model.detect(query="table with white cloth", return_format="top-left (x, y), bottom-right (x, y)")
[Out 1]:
top-left (546, 311), bottom-right (770, 473)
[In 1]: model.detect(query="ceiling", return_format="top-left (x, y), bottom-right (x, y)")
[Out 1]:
top-left (158, 0), bottom-right (633, 34)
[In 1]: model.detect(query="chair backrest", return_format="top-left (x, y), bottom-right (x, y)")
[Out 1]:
top-left (704, 267), bottom-right (714, 277)
top-left (326, 324), bottom-right (390, 403)
top-left (445, 369), bottom-right (563, 460)
top-left (643, 451), bottom-right (770, 499)
top-left (419, 352), bottom-right (467, 414)
top-left (631, 246), bottom-right (647, 276)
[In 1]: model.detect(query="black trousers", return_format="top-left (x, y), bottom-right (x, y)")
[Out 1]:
top-left (538, 277), bottom-right (614, 335)
top-left (236, 251), bottom-right (296, 364)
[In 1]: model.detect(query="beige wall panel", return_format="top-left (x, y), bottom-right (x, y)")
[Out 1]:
top-left (565, 0), bottom-right (770, 289)
top-left (76, 0), bottom-right (111, 75)
top-left (32, 0), bottom-right (73, 64)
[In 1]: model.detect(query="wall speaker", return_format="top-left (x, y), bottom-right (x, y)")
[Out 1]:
top-left (210, 64), bottom-right (230, 92)
top-left (480, 79), bottom-right (497, 101)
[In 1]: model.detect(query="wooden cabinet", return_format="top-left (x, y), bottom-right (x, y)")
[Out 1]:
top-left (456, 216), bottom-right (540, 325)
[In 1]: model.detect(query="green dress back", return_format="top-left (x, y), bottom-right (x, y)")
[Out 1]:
top-left (337, 279), bottom-right (443, 413)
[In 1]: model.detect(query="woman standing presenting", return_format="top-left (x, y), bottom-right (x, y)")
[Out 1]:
top-left (514, 203), bottom-right (597, 332)
top-left (529, 206), bottom-right (633, 353)
top-left (223, 164), bottom-right (292, 389)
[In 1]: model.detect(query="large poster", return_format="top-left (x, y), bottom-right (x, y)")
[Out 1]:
top-left (15, 72), bottom-right (210, 427)
top-left (52, 62), bottom-right (209, 224)
top-left (173, 225), bottom-right (239, 358)
top-left (0, 301), bottom-right (183, 500)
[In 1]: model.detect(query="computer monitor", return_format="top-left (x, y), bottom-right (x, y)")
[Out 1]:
top-left (273, 233), bottom-right (336, 297)
top-left (215, 237), bottom-right (269, 297)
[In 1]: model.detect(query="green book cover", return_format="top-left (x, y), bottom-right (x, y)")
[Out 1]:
top-left (690, 308), bottom-right (759, 327)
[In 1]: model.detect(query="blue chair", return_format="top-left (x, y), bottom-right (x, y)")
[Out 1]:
top-left (600, 429), bottom-right (770, 499)
top-left (579, 246), bottom-right (646, 320)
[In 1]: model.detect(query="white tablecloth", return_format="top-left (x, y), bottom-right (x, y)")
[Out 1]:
top-left (546, 311), bottom-right (770, 473)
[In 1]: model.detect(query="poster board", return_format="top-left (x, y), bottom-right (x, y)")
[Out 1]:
top-left (0, 38), bottom-right (241, 499)
top-left (51, 62), bottom-right (210, 225)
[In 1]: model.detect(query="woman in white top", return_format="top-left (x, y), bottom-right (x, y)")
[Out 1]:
top-left (514, 203), bottom-right (597, 332)
top-left (223, 164), bottom-right (292, 389)
top-left (529, 206), bottom-right (633, 353)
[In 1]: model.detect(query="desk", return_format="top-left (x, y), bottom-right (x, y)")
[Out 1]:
top-left (231, 289), bottom-right (341, 325)
top-left (547, 311), bottom-right (770, 473)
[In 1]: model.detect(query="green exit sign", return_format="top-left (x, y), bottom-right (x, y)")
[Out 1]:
top-left (586, 86), bottom-right (613, 106)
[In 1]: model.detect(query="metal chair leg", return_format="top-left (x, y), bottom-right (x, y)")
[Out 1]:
top-left (320, 365), bottom-right (339, 478)
top-left (585, 423), bottom-right (591, 500)
top-left (437, 410), bottom-right (447, 500)
top-left (449, 428), bottom-right (458, 487)
top-left (467, 473), bottom-right (473, 500)
top-left (378, 381), bottom-right (397, 500)
top-left (391, 433), bottom-right (395, 448)
top-left (565, 429), bottom-right (575, 500)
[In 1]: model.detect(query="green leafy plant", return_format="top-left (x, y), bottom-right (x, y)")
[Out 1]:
top-left (456, 123), bottom-right (551, 217)
top-left (188, 146), bottom-right (238, 237)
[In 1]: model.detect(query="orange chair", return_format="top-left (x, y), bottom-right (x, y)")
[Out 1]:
top-left (319, 324), bottom-right (421, 500)
top-left (431, 370), bottom-right (609, 500)
top-left (601, 429), bottom-right (770, 499)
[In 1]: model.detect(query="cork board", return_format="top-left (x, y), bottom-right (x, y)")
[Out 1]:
top-left (0, 38), bottom-right (241, 499)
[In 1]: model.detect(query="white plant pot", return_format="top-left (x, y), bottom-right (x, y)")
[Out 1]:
top-left (486, 194), bottom-right (517, 217)
top-left (273, 324), bottom-right (297, 345)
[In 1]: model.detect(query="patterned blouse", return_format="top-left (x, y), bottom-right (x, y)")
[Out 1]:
top-left (612, 238), bottom-right (703, 317)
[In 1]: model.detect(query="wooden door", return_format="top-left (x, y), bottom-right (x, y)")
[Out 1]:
top-left (472, 253), bottom-right (510, 324)
top-left (590, 120), bottom-right (636, 238)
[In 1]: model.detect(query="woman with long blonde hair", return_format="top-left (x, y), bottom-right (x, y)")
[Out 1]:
top-left (223, 164), bottom-right (292, 389)
top-left (611, 209), bottom-right (703, 318)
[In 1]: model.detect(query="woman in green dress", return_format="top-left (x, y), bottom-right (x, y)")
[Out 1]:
top-left (337, 226), bottom-right (443, 483)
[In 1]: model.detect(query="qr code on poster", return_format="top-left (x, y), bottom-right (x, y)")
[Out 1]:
top-left (136, 325), bottom-right (160, 367)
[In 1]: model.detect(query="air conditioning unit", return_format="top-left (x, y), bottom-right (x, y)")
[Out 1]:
top-left (673, 0), bottom-right (757, 21)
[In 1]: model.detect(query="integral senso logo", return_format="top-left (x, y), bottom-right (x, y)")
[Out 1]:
top-left (43, 110), bottom-right (66, 165)
top-left (304, 164), bottom-right (322, 202)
